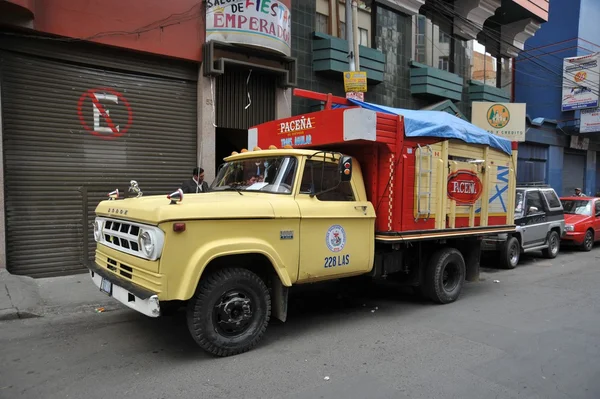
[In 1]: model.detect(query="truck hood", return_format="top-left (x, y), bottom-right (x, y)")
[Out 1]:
top-left (564, 214), bottom-right (591, 225)
top-left (95, 192), bottom-right (277, 224)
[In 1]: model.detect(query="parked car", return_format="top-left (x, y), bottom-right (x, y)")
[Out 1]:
top-left (560, 196), bottom-right (600, 251)
top-left (482, 185), bottom-right (565, 269)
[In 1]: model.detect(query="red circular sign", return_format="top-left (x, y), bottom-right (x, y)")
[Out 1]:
top-left (447, 170), bottom-right (483, 205)
top-left (77, 88), bottom-right (133, 140)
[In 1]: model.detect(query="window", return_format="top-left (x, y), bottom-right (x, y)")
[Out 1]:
top-left (596, 201), bottom-right (600, 216)
top-left (359, 28), bottom-right (368, 46)
top-left (439, 31), bottom-right (450, 43)
top-left (525, 191), bottom-right (544, 214)
top-left (412, 14), bottom-right (452, 72)
top-left (211, 156), bottom-right (297, 195)
top-left (340, 22), bottom-right (346, 40)
top-left (470, 40), bottom-right (498, 86)
top-left (438, 56), bottom-right (449, 71)
top-left (562, 200), bottom-right (592, 216)
top-left (300, 160), bottom-right (355, 201)
top-left (542, 190), bottom-right (561, 209)
top-left (315, 13), bottom-right (329, 34)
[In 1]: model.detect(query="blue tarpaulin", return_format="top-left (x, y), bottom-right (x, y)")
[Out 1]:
top-left (334, 99), bottom-right (513, 155)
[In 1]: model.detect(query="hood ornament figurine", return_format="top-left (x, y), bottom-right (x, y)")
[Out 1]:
top-left (129, 180), bottom-right (143, 198)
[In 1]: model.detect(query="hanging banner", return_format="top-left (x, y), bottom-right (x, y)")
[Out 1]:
top-left (561, 53), bottom-right (600, 111)
top-left (580, 107), bottom-right (600, 133)
top-left (471, 102), bottom-right (527, 142)
top-left (205, 0), bottom-right (292, 57)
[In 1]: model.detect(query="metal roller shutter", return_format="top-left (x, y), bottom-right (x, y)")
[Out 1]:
top-left (563, 152), bottom-right (586, 197)
top-left (1, 51), bottom-right (197, 277)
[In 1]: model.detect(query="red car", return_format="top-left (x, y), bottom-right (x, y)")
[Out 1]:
top-left (560, 196), bottom-right (600, 251)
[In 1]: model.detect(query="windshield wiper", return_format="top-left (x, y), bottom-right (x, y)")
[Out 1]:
top-left (224, 186), bottom-right (244, 196)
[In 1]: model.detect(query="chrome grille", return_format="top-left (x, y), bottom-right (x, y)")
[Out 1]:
top-left (103, 220), bottom-right (140, 252)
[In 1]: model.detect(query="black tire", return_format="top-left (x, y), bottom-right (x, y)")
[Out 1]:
top-left (186, 268), bottom-right (271, 357)
top-left (499, 237), bottom-right (520, 269)
top-left (542, 231), bottom-right (560, 258)
top-left (423, 248), bottom-right (466, 304)
top-left (581, 229), bottom-right (594, 252)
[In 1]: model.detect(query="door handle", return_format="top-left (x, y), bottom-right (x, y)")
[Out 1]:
top-left (355, 205), bottom-right (367, 215)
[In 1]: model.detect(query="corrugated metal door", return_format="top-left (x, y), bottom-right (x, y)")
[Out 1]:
top-left (216, 67), bottom-right (276, 129)
top-left (517, 143), bottom-right (548, 184)
top-left (563, 151), bottom-right (586, 196)
top-left (1, 51), bottom-right (197, 277)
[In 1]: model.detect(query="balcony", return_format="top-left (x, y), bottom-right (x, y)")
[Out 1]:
top-left (409, 61), bottom-right (463, 101)
top-left (468, 80), bottom-right (511, 103)
top-left (312, 32), bottom-right (385, 84)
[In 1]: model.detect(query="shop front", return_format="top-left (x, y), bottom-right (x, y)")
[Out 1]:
top-left (0, 35), bottom-right (198, 277)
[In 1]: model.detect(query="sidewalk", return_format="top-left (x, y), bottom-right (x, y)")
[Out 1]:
top-left (0, 268), bottom-right (118, 321)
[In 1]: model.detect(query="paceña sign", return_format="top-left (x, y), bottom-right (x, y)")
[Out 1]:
top-left (447, 170), bottom-right (483, 205)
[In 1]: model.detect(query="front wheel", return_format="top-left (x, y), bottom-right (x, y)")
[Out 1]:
top-left (499, 237), bottom-right (520, 269)
top-left (423, 248), bottom-right (466, 304)
top-left (186, 268), bottom-right (271, 357)
top-left (542, 231), bottom-right (560, 258)
top-left (581, 230), bottom-right (594, 252)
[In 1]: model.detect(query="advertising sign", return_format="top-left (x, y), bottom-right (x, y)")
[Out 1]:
top-left (580, 107), bottom-right (600, 133)
top-left (447, 170), bottom-right (483, 205)
top-left (561, 53), bottom-right (600, 111)
top-left (471, 102), bottom-right (527, 142)
top-left (343, 71), bottom-right (367, 93)
top-left (205, 0), bottom-right (292, 57)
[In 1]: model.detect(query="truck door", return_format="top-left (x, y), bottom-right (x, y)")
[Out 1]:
top-left (295, 159), bottom-right (375, 282)
top-left (521, 190), bottom-right (548, 247)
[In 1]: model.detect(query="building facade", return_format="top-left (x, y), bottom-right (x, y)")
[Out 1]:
top-left (515, 0), bottom-right (600, 196)
top-left (292, 0), bottom-right (548, 122)
top-left (0, 0), bottom-right (295, 276)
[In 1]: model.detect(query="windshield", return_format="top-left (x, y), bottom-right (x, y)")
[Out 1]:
top-left (211, 156), bottom-right (298, 194)
top-left (514, 191), bottom-right (525, 216)
top-left (561, 199), bottom-right (592, 216)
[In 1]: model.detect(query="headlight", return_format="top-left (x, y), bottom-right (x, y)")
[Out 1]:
top-left (140, 231), bottom-right (155, 257)
top-left (565, 225), bottom-right (574, 232)
top-left (93, 219), bottom-right (102, 242)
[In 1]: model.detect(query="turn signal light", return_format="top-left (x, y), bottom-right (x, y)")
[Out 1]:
top-left (241, 148), bottom-right (248, 153)
top-left (283, 145), bottom-right (293, 149)
top-left (253, 146), bottom-right (262, 151)
top-left (344, 162), bottom-right (350, 168)
top-left (231, 151), bottom-right (239, 155)
top-left (173, 223), bottom-right (186, 232)
top-left (344, 169), bottom-right (351, 175)
top-left (269, 145), bottom-right (277, 150)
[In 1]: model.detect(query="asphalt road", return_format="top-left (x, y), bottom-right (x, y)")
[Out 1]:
top-left (1, 247), bottom-right (600, 399)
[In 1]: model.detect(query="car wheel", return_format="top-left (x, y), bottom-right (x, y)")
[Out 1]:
top-left (499, 236), bottom-right (520, 269)
top-left (186, 268), bottom-right (271, 357)
top-left (542, 231), bottom-right (560, 258)
top-left (581, 230), bottom-right (594, 252)
top-left (423, 247), bottom-right (466, 304)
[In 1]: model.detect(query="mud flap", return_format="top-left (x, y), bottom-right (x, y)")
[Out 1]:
top-left (272, 277), bottom-right (289, 323)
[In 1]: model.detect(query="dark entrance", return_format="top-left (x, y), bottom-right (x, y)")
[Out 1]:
top-left (215, 128), bottom-right (249, 171)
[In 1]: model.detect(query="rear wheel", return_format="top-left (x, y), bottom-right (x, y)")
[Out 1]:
top-left (581, 230), bottom-right (594, 252)
top-left (423, 248), bottom-right (466, 304)
top-left (499, 237), bottom-right (520, 269)
top-left (542, 231), bottom-right (560, 258)
top-left (186, 268), bottom-right (271, 357)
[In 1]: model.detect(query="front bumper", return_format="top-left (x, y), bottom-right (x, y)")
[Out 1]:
top-left (561, 231), bottom-right (585, 245)
top-left (87, 262), bottom-right (161, 318)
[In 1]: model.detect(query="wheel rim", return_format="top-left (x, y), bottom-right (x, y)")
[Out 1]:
top-left (213, 290), bottom-right (254, 337)
top-left (550, 235), bottom-right (558, 255)
top-left (509, 243), bottom-right (519, 265)
top-left (585, 232), bottom-right (593, 249)
top-left (442, 262), bottom-right (460, 292)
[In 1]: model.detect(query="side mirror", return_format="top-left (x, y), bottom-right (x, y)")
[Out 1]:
top-left (528, 206), bottom-right (538, 214)
top-left (339, 156), bottom-right (352, 182)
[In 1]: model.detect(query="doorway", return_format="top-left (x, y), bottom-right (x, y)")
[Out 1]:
top-left (215, 128), bottom-right (249, 172)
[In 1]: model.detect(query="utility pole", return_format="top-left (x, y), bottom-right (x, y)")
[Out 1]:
top-left (345, 0), bottom-right (355, 71)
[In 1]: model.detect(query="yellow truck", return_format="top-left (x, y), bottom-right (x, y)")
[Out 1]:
top-left (87, 90), bottom-right (517, 357)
